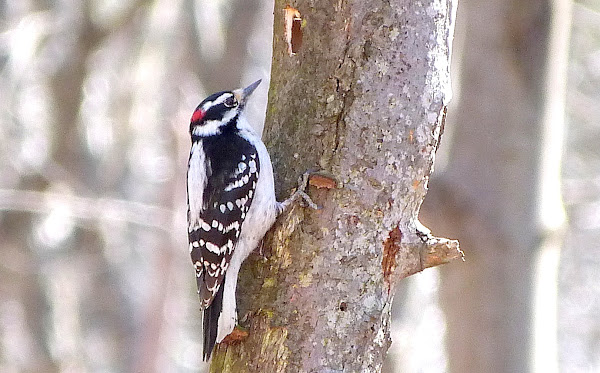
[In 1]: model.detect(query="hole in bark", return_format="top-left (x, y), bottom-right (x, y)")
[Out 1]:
top-left (284, 6), bottom-right (303, 56)
top-left (339, 301), bottom-right (347, 311)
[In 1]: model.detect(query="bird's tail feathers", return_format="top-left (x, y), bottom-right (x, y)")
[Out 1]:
top-left (202, 284), bottom-right (224, 361)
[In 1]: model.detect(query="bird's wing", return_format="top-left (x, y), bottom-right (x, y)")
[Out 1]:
top-left (189, 148), bottom-right (260, 309)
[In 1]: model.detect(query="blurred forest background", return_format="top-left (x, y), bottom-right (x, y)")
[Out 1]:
top-left (0, 0), bottom-right (599, 372)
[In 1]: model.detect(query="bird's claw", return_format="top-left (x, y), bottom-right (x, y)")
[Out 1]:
top-left (295, 172), bottom-right (319, 209)
top-left (277, 171), bottom-right (320, 214)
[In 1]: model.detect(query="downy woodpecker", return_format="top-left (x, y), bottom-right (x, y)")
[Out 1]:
top-left (186, 80), bottom-right (311, 360)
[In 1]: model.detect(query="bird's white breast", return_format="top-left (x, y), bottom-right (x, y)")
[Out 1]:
top-left (187, 141), bottom-right (208, 230)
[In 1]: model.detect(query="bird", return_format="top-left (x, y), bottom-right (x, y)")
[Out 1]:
top-left (186, 79), bottom-right (314, 360)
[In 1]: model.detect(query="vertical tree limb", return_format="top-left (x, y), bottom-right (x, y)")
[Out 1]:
top-left (210, 0), bottom-right (461, 371)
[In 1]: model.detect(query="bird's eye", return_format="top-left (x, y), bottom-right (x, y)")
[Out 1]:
top-left (224, 96), bottom-right (237, 108)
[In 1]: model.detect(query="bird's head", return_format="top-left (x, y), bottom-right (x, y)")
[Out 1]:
top-left (189, 79), bottom-right (261, 137)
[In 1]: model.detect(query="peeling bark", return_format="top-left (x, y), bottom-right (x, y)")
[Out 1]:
top-left (382, 226), bottom-right (402, 294)
top-left (210, 0), bottom-right (461, 371)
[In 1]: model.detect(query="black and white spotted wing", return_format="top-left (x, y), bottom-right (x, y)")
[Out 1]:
top-left (188, 135), bottom-right (259, 309)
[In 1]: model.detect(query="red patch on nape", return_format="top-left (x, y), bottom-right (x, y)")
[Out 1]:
top-left (191, 108), bottom-right (205, 123)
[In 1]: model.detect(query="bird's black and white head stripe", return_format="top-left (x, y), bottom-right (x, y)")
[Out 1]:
top-left (189, 79), bottom-right (261, 138)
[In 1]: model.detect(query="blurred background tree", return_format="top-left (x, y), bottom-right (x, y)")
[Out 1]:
top-left (0, 0), bottom-right (273, 371)
top-left (417, 0), bottom-right (570, 371)
top-left (0, 0), bottom-right (599, 372)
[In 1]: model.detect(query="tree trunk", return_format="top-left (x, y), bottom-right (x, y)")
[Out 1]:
top-left (209, 0), bottom-right (461, 371)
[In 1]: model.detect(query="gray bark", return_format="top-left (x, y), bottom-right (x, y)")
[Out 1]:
top-left (209, 0), bottom-right (461, 371)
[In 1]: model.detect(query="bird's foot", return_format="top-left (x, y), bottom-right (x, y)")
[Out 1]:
top-left (277, 171), bottom-right (319, 215)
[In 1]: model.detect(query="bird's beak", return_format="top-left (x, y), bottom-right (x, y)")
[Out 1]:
top-left (234, 79), bottom-right (262, 106)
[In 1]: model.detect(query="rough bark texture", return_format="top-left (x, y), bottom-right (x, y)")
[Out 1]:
top-left (210, 0), bottom-right (461, 371)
